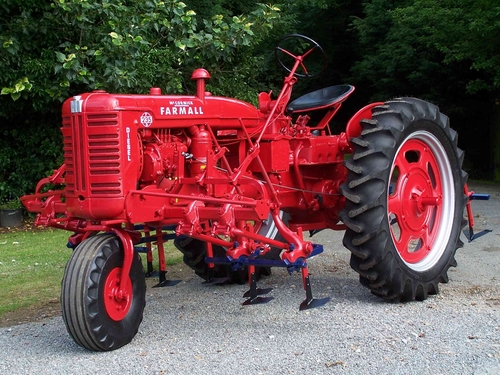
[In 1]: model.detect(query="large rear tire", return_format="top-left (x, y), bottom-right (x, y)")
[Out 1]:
top-left (61, 234), bottom-right (146, 351)
top-left (340, 98), bottom-right (467, 301)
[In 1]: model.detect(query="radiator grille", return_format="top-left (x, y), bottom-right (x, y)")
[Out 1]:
top-left (62, 115), bottom-right (74, 195)
top-left (63, 112), bottom-right (123, 197)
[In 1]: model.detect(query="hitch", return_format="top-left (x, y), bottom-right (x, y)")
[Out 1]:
top-left (464, 184), bottom-right (491, 242)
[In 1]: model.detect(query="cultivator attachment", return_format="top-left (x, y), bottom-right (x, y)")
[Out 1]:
top-left (133, 225), bottom-right (182, 287)
top-left (206, 244), bottom-right (330, 310)
top-left (299, 268), bottom-right (330, 310)
top-left (243, 266), bottom-right (274, 305)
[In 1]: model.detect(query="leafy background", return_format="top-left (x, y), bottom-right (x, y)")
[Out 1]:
top-left (1, 0), bottom-right (499, 205)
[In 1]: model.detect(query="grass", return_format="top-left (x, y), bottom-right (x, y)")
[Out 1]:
top-left (0, 228), bottom-right (70, 318)
top-left (0, 226), bottom-right (183, 322)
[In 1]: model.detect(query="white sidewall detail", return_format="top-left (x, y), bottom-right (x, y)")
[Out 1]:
top-left (389, 130), bottom-right (455, 272)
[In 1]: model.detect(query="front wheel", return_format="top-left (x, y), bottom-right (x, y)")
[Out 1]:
top-left (61, 234), bottom-right (146, 351)
top-left (340, 98), bottom-right (467, 301)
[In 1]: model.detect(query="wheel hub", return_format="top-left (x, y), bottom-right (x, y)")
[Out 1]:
top-left (401, 171), bottom-right (439, 232)
top-left (388, 134), bottom-right (452, 267)
top-left (104, 267), bottom-right (132, 321)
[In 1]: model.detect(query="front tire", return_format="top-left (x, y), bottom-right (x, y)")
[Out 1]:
top-left (61, 234), bottom-right (146, 351)
top-left (340, 98), bottom-right (467, 301)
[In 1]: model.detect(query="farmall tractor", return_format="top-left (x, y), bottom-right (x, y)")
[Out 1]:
top-left (22, 35), bottom-right (485, 351)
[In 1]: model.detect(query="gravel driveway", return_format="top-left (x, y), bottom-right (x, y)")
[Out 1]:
top-left (1, 181), bottom-right (499, 375)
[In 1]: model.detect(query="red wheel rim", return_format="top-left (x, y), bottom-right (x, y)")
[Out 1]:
top-left (388, 131), bottom-right (454, 270)
top-left (104, 267), bottom-right (132, 321)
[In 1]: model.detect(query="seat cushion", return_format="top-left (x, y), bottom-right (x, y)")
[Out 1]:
top-left (287, 84), bottom-right (354, 113)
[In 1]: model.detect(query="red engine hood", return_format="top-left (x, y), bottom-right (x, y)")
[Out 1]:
top-left (63, 91), bottom-right (263, 129)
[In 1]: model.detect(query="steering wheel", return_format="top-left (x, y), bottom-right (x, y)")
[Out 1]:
top-left (275, 34), bottom-right (327, 78)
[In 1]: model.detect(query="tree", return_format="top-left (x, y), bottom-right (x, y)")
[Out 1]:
top-left (1, 0), bottom-right (281, 102)
top-left (391, 0), bottom-right (500, 94)
top-left (350, 0), bottom-right (500, 179)
top-left (0, 0), bottom-right (282, 201)
top-left (391, 0), bottom-right (500, 180)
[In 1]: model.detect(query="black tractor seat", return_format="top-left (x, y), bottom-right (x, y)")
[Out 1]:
top-left (287, 84), bottom-right (354, 114)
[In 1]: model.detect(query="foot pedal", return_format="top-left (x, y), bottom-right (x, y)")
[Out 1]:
top-left (242, 271), bottom-right (273, 305)
top-left (299, 274), bottom-right (329, 311)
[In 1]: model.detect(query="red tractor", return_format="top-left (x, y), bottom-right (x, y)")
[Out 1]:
top-left (22, 35), bottom-right (483, 351)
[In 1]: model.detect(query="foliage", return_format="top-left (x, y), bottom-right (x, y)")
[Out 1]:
top-left (0, 0), bottom-right (282, 201)
top-left (0, 112), bottom-right (63, 203)
top-left (350, 0), bottom-right (500, 101)
top-left (0, 198), bottom-right (22, 210)
top-left (350, 0), bottom-right (500, 179)
top-left (1, 0), bottom-right (281, 102)
top-left (391, 0), bottom-right (500, 94)
top-left (1, 0), bottom-right (500, 197)
top-left (253, 0), bottom-right (364, 97)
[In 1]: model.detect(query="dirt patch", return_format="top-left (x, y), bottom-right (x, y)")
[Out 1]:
top-left (0, 275), bottom-right (167, 328)
top-left (482, 245), bottom-right (500, 253)
top-left (442, 283), bottom-right (500, 300)
top-left (0, 219), bottom-right (47, 235)
top-left (0, 299), bottom-right (61, 328)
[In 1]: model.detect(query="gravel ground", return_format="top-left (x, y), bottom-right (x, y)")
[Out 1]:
top-left (1, 181), bottom-right (499, 375)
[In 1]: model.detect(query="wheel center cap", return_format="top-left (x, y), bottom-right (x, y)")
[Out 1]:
top-left (402, 172), bottom-right (433, 232)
